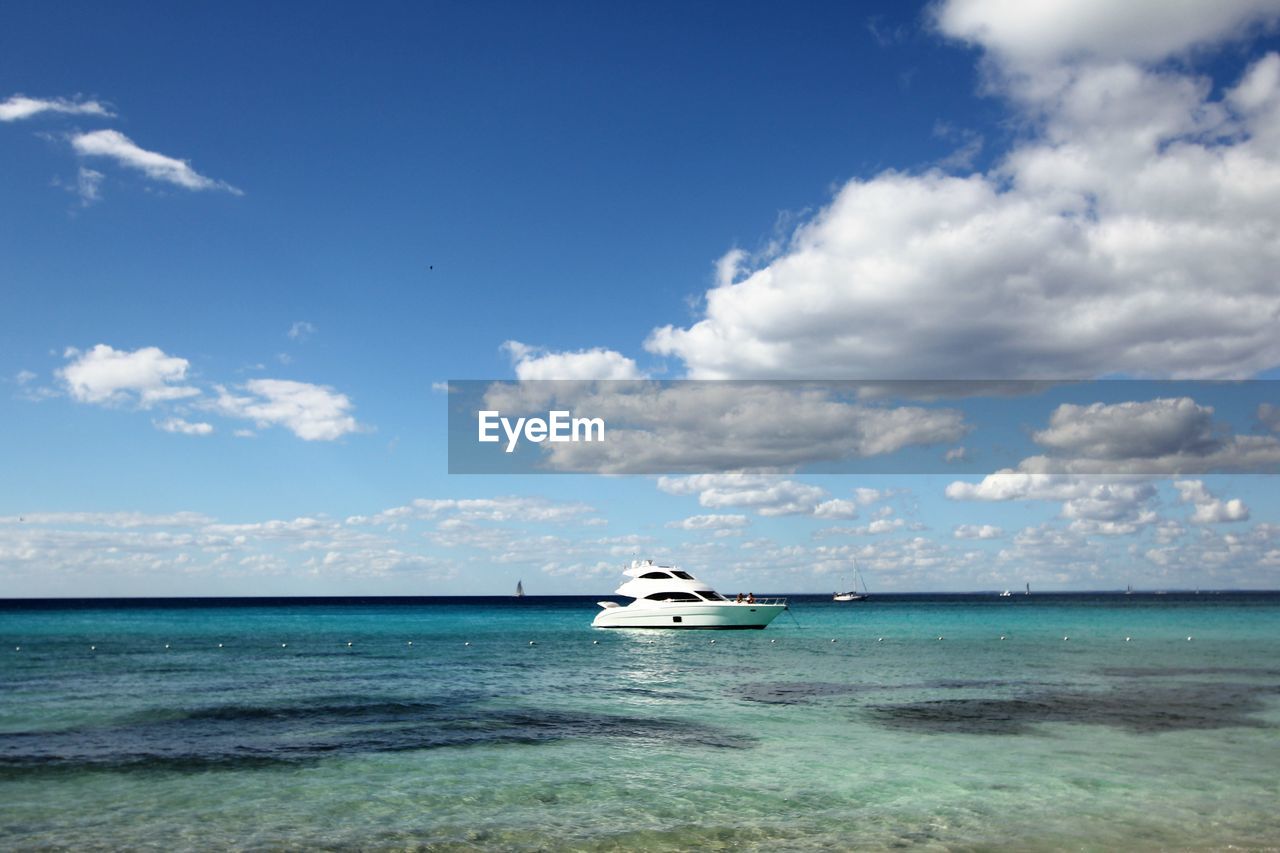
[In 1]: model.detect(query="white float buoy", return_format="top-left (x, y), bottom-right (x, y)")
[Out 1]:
top-left (218, 643), bottom-right (224, 648)
top-left (347, 642), bottom-right (353, 647)
top-left (937, 636), bottom-right (943, 641)
top-left (1125, 637), bottom-right (1131, 642)
top-left (407, 641), bottom-right (413, 646)
top-left (14, 646), bottom-right (19, 651)
top-left (592, 639), bottom-right (598, 644)
top-left (529, 640), bottom-right (536, 646)
top-left (710, 639), bottom-right (716, 644)
top-left (1063, 636), bottom-right (1069, 641)
top-left (1187, 636), bottom-right (1193, 641)
top-left (877, 637), bottom-right (884, 643)
top-left (464, 642), bottom-right (470, 646)
top-left (770, 639), bottom-right (776, 643)
top-left (165, 644), bottom-right (170, 649)
top-left (281, 643), bottom-right (287, 648)
top-left (831, 638), bottom-right (837, 643)
top-left (90, 645), bottom-right (95, 651)
top-left (1000, 636), bottom-right (1006, 641)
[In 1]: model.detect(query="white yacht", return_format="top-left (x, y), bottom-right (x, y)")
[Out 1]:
top-left (592, 560), bottom-right (787, 629)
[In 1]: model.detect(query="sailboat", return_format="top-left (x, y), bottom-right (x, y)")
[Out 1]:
top-left (515, 579), bottom-right (525, 598)
top-left (833, 565), bottom-right (870, 602)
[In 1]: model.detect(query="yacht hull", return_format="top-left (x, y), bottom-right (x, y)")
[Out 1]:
top-left (592, 602), bottom-right (785, 629)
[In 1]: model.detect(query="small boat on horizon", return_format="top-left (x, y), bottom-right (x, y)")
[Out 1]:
top-left (834, 564), bottom-right (870, 602)
top-left (999, 589), bottom-right (1012, 597)
top-left (515, 579), bottom-right (524, 598)
top-left (593, 560), bottom-right (786, 629)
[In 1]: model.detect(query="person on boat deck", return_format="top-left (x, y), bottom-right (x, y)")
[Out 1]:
top-left (735, 592), bottom-right (744, 603)
top-left (747, 592), bottom-right (755, 603)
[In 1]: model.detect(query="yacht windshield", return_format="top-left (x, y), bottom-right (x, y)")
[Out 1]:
top-left (643, 591), bottom-right (702, 602)
top-left (639, 571), bottom-right (673, 579)
top-left (671, 571), bottom-right (694, 579)
top-left (697, 590), bottom-right (726, 601)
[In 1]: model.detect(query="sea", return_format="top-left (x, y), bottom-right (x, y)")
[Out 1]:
top-left (2, 593), bottom-right (1278, 851)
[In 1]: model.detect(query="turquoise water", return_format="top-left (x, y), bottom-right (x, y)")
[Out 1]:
top-left (2, 594), bottom-right (1278, 850)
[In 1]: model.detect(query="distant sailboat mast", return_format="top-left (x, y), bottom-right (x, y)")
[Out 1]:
top-left (833, 561), bottom-right (869, 602)
top-left (1025, 582), bottom-right (1030, 595)
top-left (515, 579), bottom-right (524, 598)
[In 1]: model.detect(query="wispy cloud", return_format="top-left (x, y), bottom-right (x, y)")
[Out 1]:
top-left (865, 15), bottom-right (911, 48)
top-left (155, 417), bottom-right (214, 436)
top-left (0, 94), bottom-right (112, 122)
top-left (75, 167), bottom-right (104, 206)
top-left (71, 129), bottom-right (242, 195)
top-left (212, 379), bottom-right (362, 441)
top-left (0, 510), bottom-right (213, 528)
top-left (815, 517), bottom-right (908, 537)
top-left (2, 94), bottom-right (242, 203)
top-left (287, 321), bottom-right (316, 341)
top-left (666, 514), bottom-right (750, 531)
top-left (0, 494), bottom-right (619, 593)
top-left (954, 523), bottom-right (1003, 539)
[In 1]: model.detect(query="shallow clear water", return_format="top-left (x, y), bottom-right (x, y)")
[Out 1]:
top-left (2, 593), bottom-right (1278, 850)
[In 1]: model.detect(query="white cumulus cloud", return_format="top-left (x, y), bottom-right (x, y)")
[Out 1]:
top-left (59, 344), bottom-right (199, 408)
top-left (504, 341), bottom-right (644, 380)
top-left (948, 473), bottom-right (1159, 536)
top-left (935, 0), bottom-right (1280, 68)
top-left (1031, 398), bottom-right (1220, 460)
top-left (950, 396), bottom-right (1280, 476)
top-left (954, 524), bottom-right (1003, 539)
top-left (213, 379), bottom-right (362, 441)
top-left (658, 473), bottom-right (834, 517)
top-left (813, 499), bottom-right (859, 520)
top-left (1175, 479), bottom-right (1251, 523)
top-left (642, 7), bottom-right (1280, 381)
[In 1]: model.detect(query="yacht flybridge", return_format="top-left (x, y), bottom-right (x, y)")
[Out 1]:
top-left (592, 560), bottom-right (787, 629)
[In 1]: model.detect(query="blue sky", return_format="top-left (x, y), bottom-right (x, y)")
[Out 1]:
top-left (3, 1), bottom-right (1280, 596)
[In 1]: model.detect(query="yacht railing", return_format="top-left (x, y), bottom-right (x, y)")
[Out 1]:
top-left (731, 597), bottom-right (787, 606)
